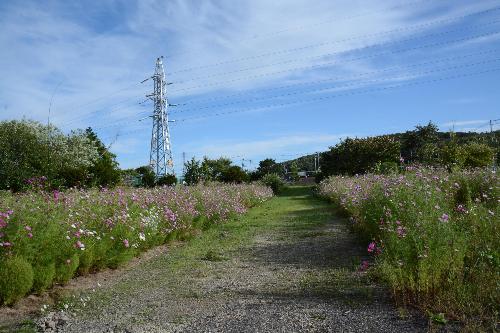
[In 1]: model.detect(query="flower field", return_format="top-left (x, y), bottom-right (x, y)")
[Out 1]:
top-left (318, 168), bottom-right (499, 325)
top-left (0, 183), bottom-right (272, 305)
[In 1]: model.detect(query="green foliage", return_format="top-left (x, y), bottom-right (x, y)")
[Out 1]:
top-left (183, 158), bottom-right (204, 185)
top-left (320, 135), bottom-right (401, 176)
top-left (135, 166), bottom-right (156, 187)
top-left (184, 157), bottom-right (250, 184)
top-left (0, 256), bottom-right (34, 305)
top-left (85, 128), bottom-right (121, 187)
top-left (319, 168), bottom-right (499, 326)
top-left (261, 173), bottom-right (285, 194)
top-left (157, 174), bottom-right (177, 186)
top-left (32, 262), bottom-right (56, 293)
top-left (255, 158), bottom-right (283, 178)
top-left (55, 254), bottom-right (79, 284)
top-left (461, 142), bottom-right (495, 168)
top-left (0, 120), bottom-right (123, 191)
top-left (400, 122), bottom-right (439, 163)
top-left (0, 184), bottom-right (273, 304)
top-left (221, 165), bottom-right (248, 183)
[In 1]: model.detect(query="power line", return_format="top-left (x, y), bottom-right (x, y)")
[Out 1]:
top-left (170, 29), bottom-right (500, 93)
top-left (95, 57), bottom-right (500, 130)
top-left (97, 62), bottom-right (500, 133)
top-left (176, 43), bottom-right (500, 106)
top-left (164, 0), bottom-right (434, 64)
top-left (171, 17), bottom-right (500, 85)
top-left (171, 67), bottom-right (500, 123)
top-left (53, 81), bottom-right (143, 115)
top-left (55, 94), bottom-right (147, 127)
top-left (172, 53), bottom-right (500, 114)
top-left (168, 6), bottom-right (500, 77)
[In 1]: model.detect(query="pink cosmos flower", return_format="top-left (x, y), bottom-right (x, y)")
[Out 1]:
top-left (367, 242), bottom-right (376, 253)
top-left (25, 225), bottom-right (32, 231)
top-left (396, 226), bottom-right (406, 238)
top-left (359, 260), bottom-right (369, 272)
top-left (27, 233), bottom-right (33, 238)
top-left (123, 239), bottom-right (129, 248)
top-left (439, 213), bottom-right (449, 223)
top-left (75, 240), bottom-right (85, 249)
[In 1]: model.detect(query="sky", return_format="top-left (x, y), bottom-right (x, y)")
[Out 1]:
top-left (0, 0), bottom-right (499, 173)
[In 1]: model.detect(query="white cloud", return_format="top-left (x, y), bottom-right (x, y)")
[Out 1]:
top-left (440, 119), bottom-right (487, 127)
top-left (182, 133), bottom-right (352, 160)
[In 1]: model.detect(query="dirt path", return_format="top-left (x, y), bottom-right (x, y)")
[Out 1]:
top-left (32, 186), bottom-right (428, 332)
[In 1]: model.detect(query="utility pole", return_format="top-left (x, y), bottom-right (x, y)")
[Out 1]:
top-left (182, 152), bottom-right (186, 175)
top-left (144, 57), bottom-right (174, 177)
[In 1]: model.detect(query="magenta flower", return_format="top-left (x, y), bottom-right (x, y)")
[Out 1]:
top-left (396, 226), bottom-right (406, 238)
top-left (27, 233), bottom-right (33, 238)
top-left (359, 260), bottom-right (369, 272)
top-left (123, 239), bottom-right (129, 248)
top-left (367, 242), bottom-right (376, 253)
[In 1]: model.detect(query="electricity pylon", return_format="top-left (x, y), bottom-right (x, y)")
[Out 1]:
top-left (144, 57), bottom-right (174, 177)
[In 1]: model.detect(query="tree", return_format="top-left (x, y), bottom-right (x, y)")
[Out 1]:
top-left (256, 158), bottom-right (282, 178)
top-left (201, 157), bottom-right (232, 181)
top-left (135, 166), bottom-right (156, 187)
top-left (401, 122), bottom-right (439, 163)
top-left (85, 128), bottom-right (121, 187)
top-left (220, 165), bottom-right (248, 183)
top-left (0, 120), bottom-right (99, 191)
top-left (157, 174), bottom-right (177, 186)
top-left (183, 158), bottom-right (203, 185)
top-left (461, 142), bottom-right (495, 168)
top-left (320, 135), bottom-right (400, 176)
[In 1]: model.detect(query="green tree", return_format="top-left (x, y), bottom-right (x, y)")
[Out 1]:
top-left (256, 158), bottom-right (282, 178)
top-left (84, 128), bottom-right (121, 187)
top-left (461, 142), bottom-right (495, 168)
top-left (320, 135), bottom-right (400, 176)
top-left (220, 165), bottom-right (248, 183)
top-left (183, 158), bottom-right (203, 185)
top-left (0, 120), bottom-right (98, 191)
top-left (157, 174), bottom-right (177, 186)
top-left (135, 166), bottom-right (156, 187)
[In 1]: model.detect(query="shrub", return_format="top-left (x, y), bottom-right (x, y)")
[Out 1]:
top-left (260, 173), bottom-right (284, 194)
top-left (0, 257), bottom-right (34, 305)
top-left (156, 174), bottom-right (177, 186)
top-left (55, 254), bottom-right (79, 284)
top-left (32, 262), bottom-right (56, 293)
top-left (461, 142), bottom-right (495, 168)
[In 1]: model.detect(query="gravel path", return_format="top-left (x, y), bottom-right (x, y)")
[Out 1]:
top-left (36, 187), bottom-right (429, 333)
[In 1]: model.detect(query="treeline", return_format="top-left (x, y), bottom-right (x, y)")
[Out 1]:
top-left (281, 122), bottom-right (498, 179)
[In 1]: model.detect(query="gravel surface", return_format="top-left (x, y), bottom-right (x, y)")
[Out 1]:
top-left (34, 190), bottom-right (432, 333)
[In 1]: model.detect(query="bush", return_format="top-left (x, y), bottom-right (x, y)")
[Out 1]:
top-left (32, 262), bottom-right (56, 293)
top-left (260, 173), bottom-right (284, 194)
top-left (0, 257), bottom-right (34, 305)
top-left (156, 174), bottom-right (177, 186)
top-left (461, 142), bottom-right (495, 168)
top-left (55, 254), bottom-right (79, 284)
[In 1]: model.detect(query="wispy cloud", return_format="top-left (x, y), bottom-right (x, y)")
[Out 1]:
top-left (182, 133), bottom-right (351, 160)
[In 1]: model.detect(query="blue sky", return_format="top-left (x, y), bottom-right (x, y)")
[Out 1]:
top-left (1, 0), bottom-right (499, 173)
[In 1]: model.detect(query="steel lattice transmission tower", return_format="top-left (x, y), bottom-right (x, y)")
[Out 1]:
top-left (144, 57), bottom-right (174, 177)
